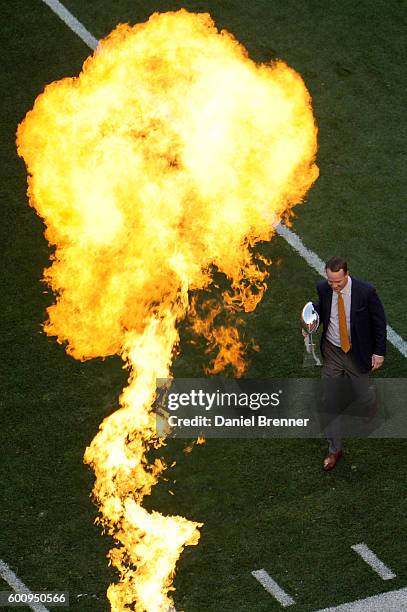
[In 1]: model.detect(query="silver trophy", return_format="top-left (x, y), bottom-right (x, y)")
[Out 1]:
top-left (301, 301), bottom-right (321, 366)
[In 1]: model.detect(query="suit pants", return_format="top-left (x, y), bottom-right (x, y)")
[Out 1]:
top-left (321, 338), bottom-right (375, 453)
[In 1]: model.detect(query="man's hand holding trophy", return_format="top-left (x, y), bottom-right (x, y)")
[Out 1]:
top-left (301, 301), bottom-right (322, 366)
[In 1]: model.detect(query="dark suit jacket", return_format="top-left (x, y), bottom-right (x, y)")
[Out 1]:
top-left (313, 277), bottom-right (387, 373)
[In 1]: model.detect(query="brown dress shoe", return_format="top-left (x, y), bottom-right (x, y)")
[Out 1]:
top-left (323, 450), bottom-right (343, 471)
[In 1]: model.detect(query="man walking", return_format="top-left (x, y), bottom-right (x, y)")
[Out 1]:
top-left (314, 256), bottom-right (387, 470)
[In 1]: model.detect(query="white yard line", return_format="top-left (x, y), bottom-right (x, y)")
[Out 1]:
top-left (40, 0), bottom-right (98, 49)
top-left (385, 325), bottom-right (407, 359)
top-left (0, 559), bottom-right (50, 612)
top-left (252, 569), bottom-right (295, 607)
top-left (275, 222), bottom-right (326, 276)
top-left (314, 586), bottom-right (407, 612)
top-left (351, 543), bottom-right (396, 580)
top-left (38, 1), bottom-right (407, 361)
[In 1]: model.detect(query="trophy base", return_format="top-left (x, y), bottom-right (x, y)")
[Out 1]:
top-left (303, 336), bottom-right (322, 367)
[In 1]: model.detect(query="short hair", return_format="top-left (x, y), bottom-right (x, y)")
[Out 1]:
top-left (325, 256), bottom-right (348, 274)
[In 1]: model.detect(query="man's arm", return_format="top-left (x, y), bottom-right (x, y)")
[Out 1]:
top-left (368, 287), bottom-right (387, 367)
top-left (313, 282), bottom-right (323, 318)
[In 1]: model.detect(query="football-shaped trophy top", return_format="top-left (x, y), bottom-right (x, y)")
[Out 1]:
top-left (301, 301), bottom-right (320, 334)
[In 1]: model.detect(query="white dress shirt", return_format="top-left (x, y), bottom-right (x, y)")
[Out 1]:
top-left (326, 275), bottom-right (352, 348)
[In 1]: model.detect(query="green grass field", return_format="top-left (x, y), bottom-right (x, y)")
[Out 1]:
top-left (1, 1), bottom-right (406, 611)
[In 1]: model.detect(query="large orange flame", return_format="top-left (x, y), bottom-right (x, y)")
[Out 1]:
top-left (17, 9), bottom-right (318, 610)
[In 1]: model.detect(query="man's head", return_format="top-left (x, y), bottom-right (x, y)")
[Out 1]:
top-left (325, 256), bottom-right (349, 293)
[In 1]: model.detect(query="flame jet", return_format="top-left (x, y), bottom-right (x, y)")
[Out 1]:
top-left (17, 9), bottom-right (318, 611)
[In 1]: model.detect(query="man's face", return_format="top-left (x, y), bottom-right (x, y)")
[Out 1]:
top-left (326, 267), bottom-right (349, 293)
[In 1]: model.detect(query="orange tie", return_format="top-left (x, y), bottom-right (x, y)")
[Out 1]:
top-left (338, 291), bottom-right (351, 353)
